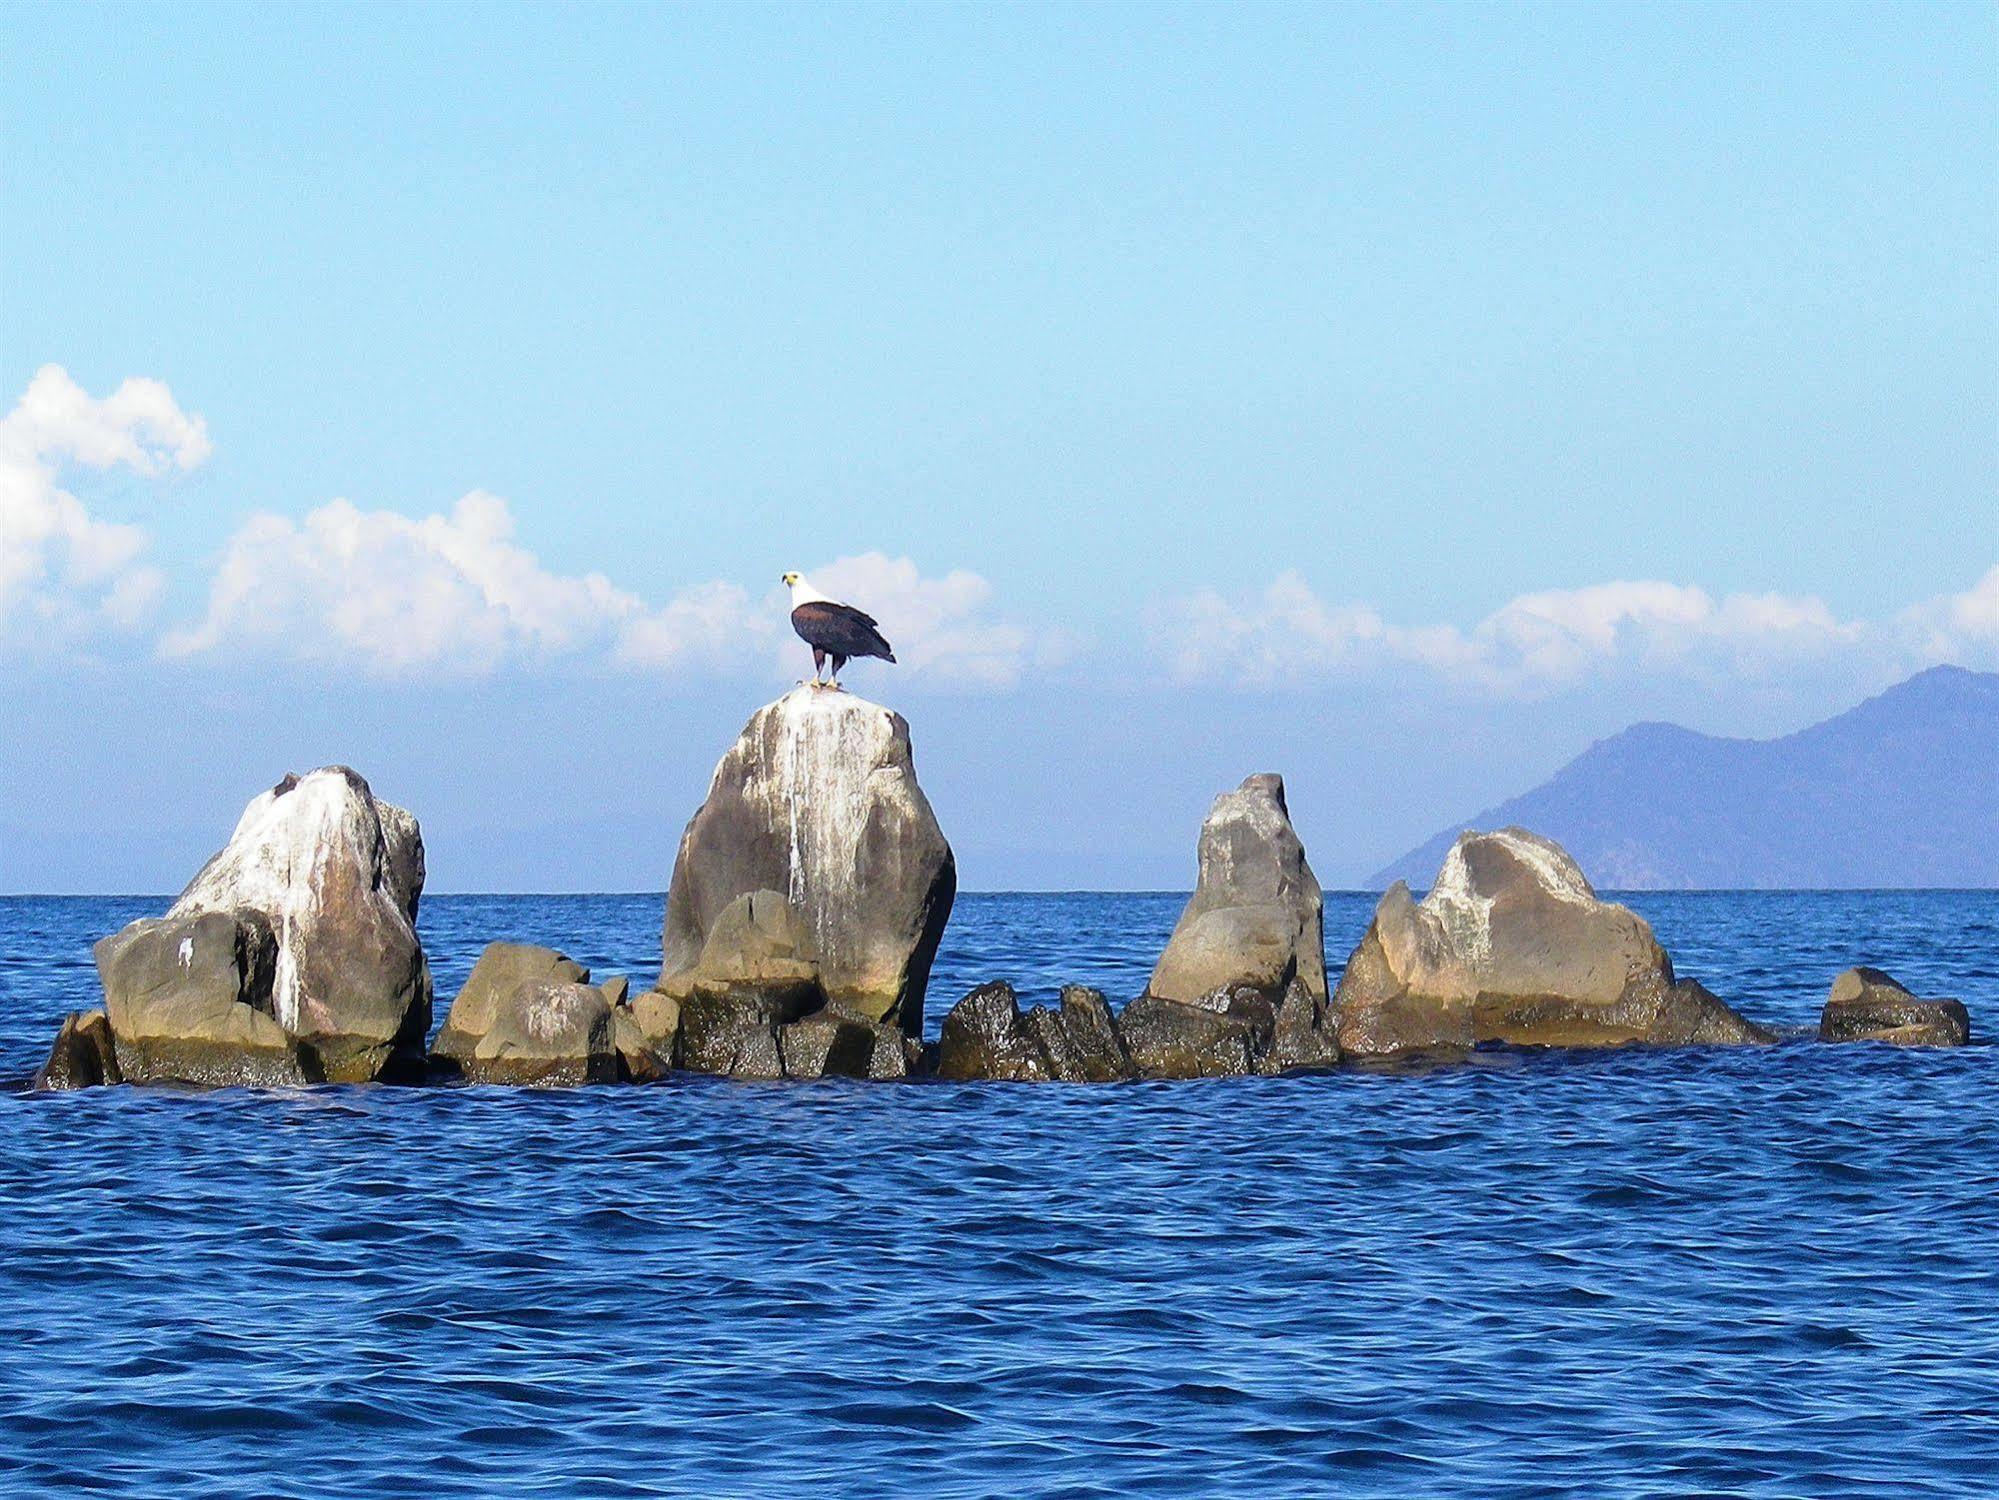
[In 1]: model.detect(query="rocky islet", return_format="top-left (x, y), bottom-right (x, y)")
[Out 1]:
top-left (34, 692), bottom-right (1977, 1089)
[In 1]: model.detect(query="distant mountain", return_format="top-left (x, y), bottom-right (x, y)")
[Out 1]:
top-left (1372, 666), bottom-right (1999, 890)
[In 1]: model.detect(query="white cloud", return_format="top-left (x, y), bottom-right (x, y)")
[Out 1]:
top-left (0, 364), bottom-right (210, 643)
top-left (1160, 568), bottom-right (1997, 693)
top-left (162, 507), bottom-right (1034, 687)
top-left (164, 490), bottom-right (777, 676)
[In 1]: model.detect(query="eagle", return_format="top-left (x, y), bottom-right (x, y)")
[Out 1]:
top-left (782, 571), bottom-right (896, 688)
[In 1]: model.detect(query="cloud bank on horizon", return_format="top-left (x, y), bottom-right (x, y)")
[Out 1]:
top-left (5, 365), bottom-right (1994, 695)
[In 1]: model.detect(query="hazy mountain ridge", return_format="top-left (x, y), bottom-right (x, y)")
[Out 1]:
top-left (1373, 666), bottom-right (1999, 890)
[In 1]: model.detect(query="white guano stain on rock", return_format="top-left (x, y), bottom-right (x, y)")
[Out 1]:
top-left (1422, 841), bottom-right (1496, 968)
top-left (774, 689), bottom-right (882, 967)
top-left (168, 767), bottom-right (420, 1040)
top-left (1417, 827), bottom-right (1596, 975)
top-left (525, 987), bottom-right (576, 1043)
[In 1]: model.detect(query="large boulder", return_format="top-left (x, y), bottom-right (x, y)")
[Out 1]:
top-left (464, 982), bottom-right (619, 1086)
top-left (93, 910), bottom-right (306, 1086)
top-left (1820, 967), bottom-right (1970, 1047)
top-left (434, 942), bottom-right (590, 1065)
top-left (85, 768), bottom-right (432, 1086)
top-left (657, 688), bottom-right (956, 1040)
top-left (1334, 827), bottom-right (1772, 1056)
top-left (436, 942), bottom-right (666, 1084)
top-left (937, 982), bottom-right (1135, 1083)
top-left (1147, 774), bottom-right (1327, 1008)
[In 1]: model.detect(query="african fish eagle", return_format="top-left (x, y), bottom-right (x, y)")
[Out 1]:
top-left (782, 572), bottom-right (896, 688)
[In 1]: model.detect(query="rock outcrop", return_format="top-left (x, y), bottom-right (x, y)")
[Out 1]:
top-left (655, 687), bottom-right (956, 1068)
top-left (937, 982), bottom-right (1135, 1082)
top-left (1111, 774), bottom-right (1340, 1078)
top-left (1334, 827), bottom-right (1773, 1056)
top-left (1148, 775), bottom-right (1327, 1008)
top-left (82, 768), bottom-right (432, 1086)
top-left (434, 942), bottom-right (669, 1084)
top-left (1820, 967), bottom-right (1971, 1047)
top-left (35, 1010), bottom-right (122, 1091)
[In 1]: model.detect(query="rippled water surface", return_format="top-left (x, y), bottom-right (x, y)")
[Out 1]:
top-left (3, 891), bottom-right (1997, 1497)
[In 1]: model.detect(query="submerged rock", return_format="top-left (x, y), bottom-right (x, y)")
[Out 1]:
top-left (1147, 774), bottom-right (1327, 1009)
top-left (658, 687), bottom-right (956, 1050)
top-left (35, 1010), bottom-right (122, 1091)
top-left (1333, 828), bottom-right (1772, 1057)
top-left (1820, 967), bottom-right (1970, 1047)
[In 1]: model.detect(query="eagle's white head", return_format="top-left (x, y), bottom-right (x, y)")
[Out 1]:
top-left (781, 571), bottom-right (829, 605)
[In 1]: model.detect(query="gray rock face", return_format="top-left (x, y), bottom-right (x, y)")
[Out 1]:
top-left (1334, 828), bottom-right (1772, 1056)
top-left (35, 1010), bottom-right (122, 1091)
top-left (1148, 775), bottom-right (1327, 1009)
top-left (658, 688), bottom-right (956, 1037)
top-left (85, 767), bottom-right (432, 1085)
top-left (1820, 967), bottom-right (1971, 1047)
top-left (93, 909), bottom-right (308, 1086)
top-left (937, 982), bottom-right (1137, 1082)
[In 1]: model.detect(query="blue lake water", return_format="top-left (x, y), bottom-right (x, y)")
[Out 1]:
top-left (2, 890), bottom-right (1997, 1497)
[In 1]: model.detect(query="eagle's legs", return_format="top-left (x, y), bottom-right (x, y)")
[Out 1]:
top-left (810, 647), bottom-right (827, 686)
top-left (829, 654), bottom-right (848, 690)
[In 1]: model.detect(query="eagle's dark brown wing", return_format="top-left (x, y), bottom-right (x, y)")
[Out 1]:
top-left (791, 600), bottom-right (895, 662)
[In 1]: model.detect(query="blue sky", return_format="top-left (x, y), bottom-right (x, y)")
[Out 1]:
top-left (3, 2), bottom-right (1994, 892)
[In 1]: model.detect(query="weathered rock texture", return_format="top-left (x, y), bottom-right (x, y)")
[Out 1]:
top-left (938, 982), bottom-right (1135, 1082)
top-left (435, 942), bottom-right (669, 1084)
top-left (1820, 967), bottom-right (1970, 1047)
top-left (1102, 773), bottom-right (1340, 1079)
top-left (658, 688), bottom-right (956, 1050)
top-left (1148, 774), bottom-right (1327, 1008)
top-left (467, 982), bottom-right (619, 1086)
top-left (86, 768), bottom-right (431, 1086)
top-left (1334, 827), bottom-right (1773, 1056)
top-left (434, 943), bottom-right (589, 1063)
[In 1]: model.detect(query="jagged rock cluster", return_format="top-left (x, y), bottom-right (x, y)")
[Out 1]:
top-left (33, 691), bottom-right (1977, 1093)
top-left (928, 774), bottom-right (1344, 1082)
